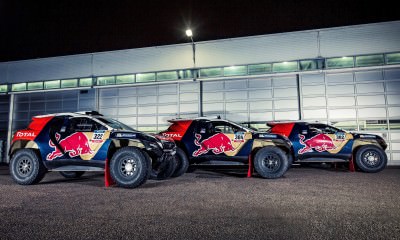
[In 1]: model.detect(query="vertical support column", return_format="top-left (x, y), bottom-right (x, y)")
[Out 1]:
top-left (6, 94), bottom-right (15, 163)
top-left (296, 74), bottom-right (302, 120)
top-left (199, 80), bottom-right (203, 117)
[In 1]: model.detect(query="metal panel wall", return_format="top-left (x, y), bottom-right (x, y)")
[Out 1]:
top-left (320, 21), bottom-right (400, 57)
top-left (1, 21), bottom-right (399, 83)
top-left (196, 31), bottom-right (318, 67)
top-left (0, 63), bottom-right (8, 84)
top-left (6, 55), bottom-right (93, 83)
top-left (93, 45), bottom-right (194, 76)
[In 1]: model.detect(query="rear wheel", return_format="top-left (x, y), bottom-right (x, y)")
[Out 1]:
top-left (150, 155), bottom-right (177, 180)
top-left (171, 148), bottom-right (189, 177)
top-left (109, 147), bottom-right (150, 188)
top-left (253, 146), bottom-right (289, 179)
top-left (355, 145), bottom-right (387, 173)
top-left (10, 149), bottom-right (47, 185)
top-left (59, 171), bottom-right (85, 178)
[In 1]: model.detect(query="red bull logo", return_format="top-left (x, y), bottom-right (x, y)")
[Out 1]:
top-left (193, 133), bottom-right (235, 157)
top-left (298, 134), bottom-right (336, 154)
top-left (47, 132), bottom-right (93, 160)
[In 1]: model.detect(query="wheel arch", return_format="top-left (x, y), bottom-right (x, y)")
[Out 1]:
top-left (9, 140), bottom-right (40, 158)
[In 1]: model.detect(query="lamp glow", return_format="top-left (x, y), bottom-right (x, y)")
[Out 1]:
top-left (186, 29), bottom-right (193, 37)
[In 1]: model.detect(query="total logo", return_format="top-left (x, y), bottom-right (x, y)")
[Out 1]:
top-left (16, 132), bottom-right (36, 138)
top-left (162, 133), bottom-right (182, 138)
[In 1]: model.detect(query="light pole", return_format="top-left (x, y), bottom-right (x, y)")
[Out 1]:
top-left (186, 29), bottom-right (196, 67)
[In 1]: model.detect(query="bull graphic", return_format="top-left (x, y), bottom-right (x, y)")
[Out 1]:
top-left (298, 134), bottom-right (336, 154)
top-left (47, 132), bottom-right (94, 160)
top-left (193, 133), bottom-right (235, 157)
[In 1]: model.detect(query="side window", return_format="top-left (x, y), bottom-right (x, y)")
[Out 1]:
top-left (69, 118), bottom-right (106, 132)
top-left (309, 124), bottom-right (338, 134)
top-left (211, 122), bottom-right (239, 134)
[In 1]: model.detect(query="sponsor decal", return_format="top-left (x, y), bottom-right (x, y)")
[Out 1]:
top-left (15, 132), bottom-right (36, 138)
top-left (298, 134), bottom-right (336, 154)
top-left (259, 133), bottom-right (278, 139)
top-left (91, 130), bottom-right (106, 143)
top-left (233, 132), bottom-right (245, 142)
top-left (47, 132), bottom-right (93, 160)
top-left (193, 133), bottom-right (235, 157)
top-left (360, 134), bottom-right (376, 139)
top-left (162, 133), bottom-right (182, 138)
top-left (116, 133), bottom-right (137, 138)
top-left (335, 132), bottom-right (346, 140)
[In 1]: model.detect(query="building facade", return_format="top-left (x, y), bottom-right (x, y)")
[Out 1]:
top-left (1, 21), bottom-right (400, 164)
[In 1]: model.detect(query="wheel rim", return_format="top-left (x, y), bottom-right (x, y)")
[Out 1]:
top-left (262, 153), bottom-right (281, 172)
top-left (17, 158), bottom-right (32, 176)
top-left (362, 150), bottom-right (381, 167)
top-left (120, 157), bottom-right (138, 177)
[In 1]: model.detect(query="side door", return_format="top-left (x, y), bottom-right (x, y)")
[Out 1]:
top-left (47, 117), bottom-right (108, 161)
top-left (191, 120), bottom-right (252, 160)
top-left (295, 123), bottom-right (353, 159)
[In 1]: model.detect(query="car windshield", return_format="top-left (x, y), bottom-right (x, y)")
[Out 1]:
top-left (96, 117), bottom-right (135, 131)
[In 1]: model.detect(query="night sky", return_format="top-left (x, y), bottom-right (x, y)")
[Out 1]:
top-left (0, 0), bottom-right (398, 62)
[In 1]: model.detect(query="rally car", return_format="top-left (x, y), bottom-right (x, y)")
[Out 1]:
top-left (9, 111), bottom-right (177, 188)
top-left (160, 117), bottom-right (292, 179)
top-left (266, 121), bottom-right (388, 173)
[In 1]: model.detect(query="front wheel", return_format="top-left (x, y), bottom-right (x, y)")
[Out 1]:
top-left (109, 147), bottom-right (150, 188)
top-left (9, 149), bottom-right (47, 185)
top-left (253, 146), bottom-right (289, 179)
top-left (355, 145), bottom-right (387, 173)
top-left (59, 171), bottom-right (85, 179)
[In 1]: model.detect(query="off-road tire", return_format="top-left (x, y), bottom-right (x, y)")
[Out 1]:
top-left (59, 171), bottom-right (85, 178)
top-left (355, 145), bottom-right (387, 173)
top-left (171, 148), bottom-right (189, 177)
top-left (109, 147), bottom-right (150, 188)
top-left (150, 155), bottom-right (177, 180)
top-left (253, 146), bottom-right (289, 179)
top-left (10, 149), bottom-right (47, 185)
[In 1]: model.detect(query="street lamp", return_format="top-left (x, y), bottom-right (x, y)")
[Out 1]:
top-left (186, 29), bottom-right (196, 67)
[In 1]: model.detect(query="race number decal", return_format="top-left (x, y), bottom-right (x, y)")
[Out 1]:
top-left (92, 130), bottom-right (105, 143)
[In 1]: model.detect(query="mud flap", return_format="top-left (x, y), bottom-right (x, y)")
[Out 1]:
top-left (348, 155), bottom-right (355, 172)
top-left (247, 155), bottom-right (253, 178)
top-left (105, 158), bottom-right (115, 187)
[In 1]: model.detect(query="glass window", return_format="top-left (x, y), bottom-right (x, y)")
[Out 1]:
top-left (355, 71), bottom-right (383, 81)
top-left (136, 73), bottom-right (155, 83)
top-left (327, 85), bottom-right (355, 95)
top-left (357, 83), bottom-right (384, 93)
top-left (12, 83), bottom-right (27, 92)
top-left (157, 71), bottom-right (178, 81)
top-left (44, 80), bottom-right (60, 89)
top-left (274, 111), bottom-right (299, 120)
top-left (223, 65), bottom-right (247, 76)
top-left (274, 99), bottom-right (298, 109)
top-left (61, 79), bottom-right (78, 88)
top-left (358, 120), bottom-right (388, 131)
top-left (0, 85), bottom-right (7, 93)
top-left (178, 70), bottom-right (193, 79)
top-left (27, 82), bottom-right (43, 91)
top-left (79, 78), bottom-right (93, 87)
top-left (356, 54), bottom-right (384, 67)
top-left (116, 75), bottom-right (135, 84)
top-left (299, 59), bottom-right (323, 71)
top-left (357, 95), bottom-right (385, 106)
top-left (327, 57), bottom-right (354, 69)
top-left (97, 76), bottom-right (115, 86)
top-left (301, 73), bottom-right (325, 85)
top-left (389, 120), bottom-right (400, 130)
top-left (331, 121), bottom-right (358, 131)
top-left (386, 53), bottom-right (400, 64)
top-left (248, 63), bottom-right (272, 75)
top-left (274, 87), bottom-right (297, 97)
top-left (272, 61), bottom-right (298, 72)
top-left (199, 68), bottom-right (223, 78)
top-left (389, 107), bottom-right (400, 117)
